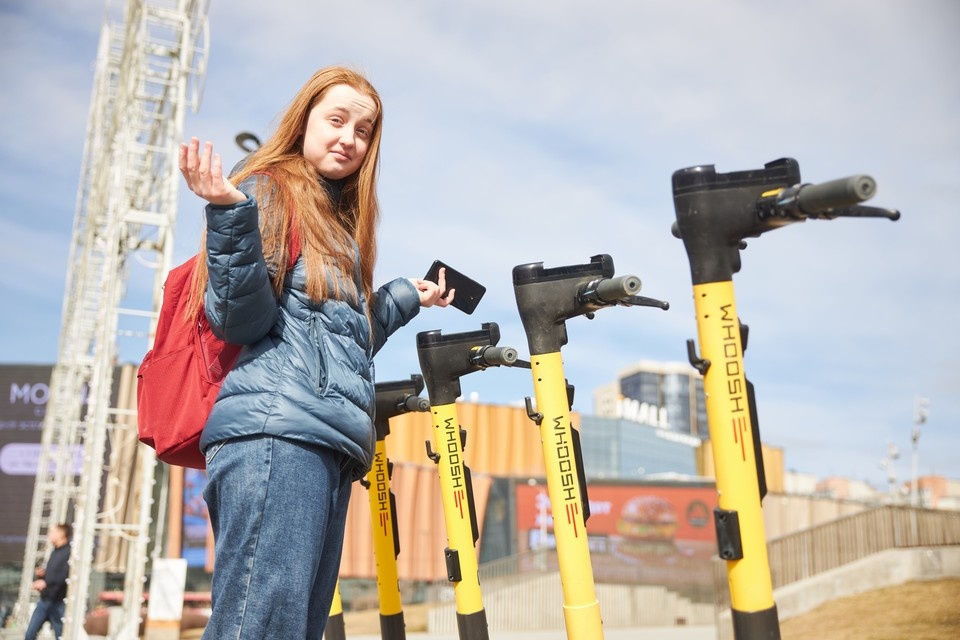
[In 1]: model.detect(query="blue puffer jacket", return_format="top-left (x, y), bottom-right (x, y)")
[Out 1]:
top-left (198, 176), bottom-right (421, 479)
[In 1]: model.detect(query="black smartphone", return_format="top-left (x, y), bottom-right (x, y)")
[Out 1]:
top-left (424, 260), bottom-right (486, 315)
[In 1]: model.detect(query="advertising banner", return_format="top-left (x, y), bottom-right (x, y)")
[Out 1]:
top-left (516, 481), bottom-right (717, 589)
top-left (0, 365), bottom-right (54, 563)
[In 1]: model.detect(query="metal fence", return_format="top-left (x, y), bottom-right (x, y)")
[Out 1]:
top-left (424, 548), bottom-right (717, 632)
top-left (414, 506), bottom-right (960, 631)
top-left (713, 505), bottom-right (960, 610)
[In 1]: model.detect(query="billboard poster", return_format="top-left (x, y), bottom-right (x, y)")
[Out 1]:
top-left (516, 481), bottom-right (717, 590)
top-left (0, 365), bottom-right (54, 563)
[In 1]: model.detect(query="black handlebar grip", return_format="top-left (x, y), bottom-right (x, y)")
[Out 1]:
top-left (402, 395), bottom-right (430, 412)
top-left (480, 346), bottom-right (518, 366)
top-left (797, 175), bottom-right (876, 213)
top-left (595, 275), bottom-right (641, 302)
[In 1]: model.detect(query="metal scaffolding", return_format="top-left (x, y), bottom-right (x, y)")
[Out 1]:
top-left (13, 1), bottom-right (209, 638)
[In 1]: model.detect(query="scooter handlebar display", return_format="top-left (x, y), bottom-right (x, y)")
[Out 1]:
top-left (374, 375), bottom-right (430, 439)
top-left (417, 323), bottom-right (517, 406)
top-left (514, 255), bottom-right (668, 355)
top-left (672, 158), bottom-right (901, 285)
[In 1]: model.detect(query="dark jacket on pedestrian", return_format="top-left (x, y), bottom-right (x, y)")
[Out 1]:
top-left (40, 544), bottom-right (70, 602)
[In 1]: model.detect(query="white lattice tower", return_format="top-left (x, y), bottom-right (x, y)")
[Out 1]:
top-left (14, 1), bottom-right (209, 638)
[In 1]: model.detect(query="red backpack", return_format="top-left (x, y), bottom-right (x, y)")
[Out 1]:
top-left (136, 255), bottom-right (241, 468)
top-left (137, 242), bottom-right (299, 468)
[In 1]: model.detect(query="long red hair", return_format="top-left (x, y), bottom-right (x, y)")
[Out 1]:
top-left (185, 66), bottom-right (382, 321)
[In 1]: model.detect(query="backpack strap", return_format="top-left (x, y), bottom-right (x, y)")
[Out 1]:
top-left (287, 216), bottom-right (302, 267)
top-left (247, 169), bottom-right (301, 268)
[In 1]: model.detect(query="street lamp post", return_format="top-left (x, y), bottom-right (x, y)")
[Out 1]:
top-left (235, 131), bottom-right (261, 152)
top-left (911, 397), bottom-right (930, 508)
top-left (879, 441), bottom-right (899, 504)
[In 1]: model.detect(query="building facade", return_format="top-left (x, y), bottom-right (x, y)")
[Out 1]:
top-left (593, 360), bottom-right (708, 437)
top-left (912, 475), bottom-right (960, 510)
top-left (578, 415), bottom-right (701, 480)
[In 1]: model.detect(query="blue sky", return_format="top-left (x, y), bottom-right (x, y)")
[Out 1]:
top-left (1, 0), bottom-right (957, 491)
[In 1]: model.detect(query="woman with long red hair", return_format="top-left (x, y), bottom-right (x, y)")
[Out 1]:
top-left (179, 66), bottom-right (452, 639)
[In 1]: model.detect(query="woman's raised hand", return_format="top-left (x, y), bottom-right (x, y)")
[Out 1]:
top-left (179, 137), bottom-right (247, 206)
top-left (411, 267), bottom-right (455, 308)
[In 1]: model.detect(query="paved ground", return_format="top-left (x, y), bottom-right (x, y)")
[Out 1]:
top-left (0, 619), bottom-right (716, 640)
top-left (345, 626), bottom-right (716, 640)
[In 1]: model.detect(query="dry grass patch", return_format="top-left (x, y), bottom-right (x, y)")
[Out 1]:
top-left (781, 578), bottom-right (960, 640)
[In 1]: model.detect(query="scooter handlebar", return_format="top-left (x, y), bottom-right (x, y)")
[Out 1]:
top-left (578, 275), bottom-right (642, 306)
top-left (402, 395), bottom-right (430, 412)
top-left (596, 275), bottom-right (642, 301)
top-left (762, 174), bottom-right (876, 219)
top-left (471, 345), bottom-right (518, 367)
top-left (796, 175), bottom-right (876, 213)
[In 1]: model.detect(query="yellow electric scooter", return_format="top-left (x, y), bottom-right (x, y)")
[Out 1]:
top-left (671, 157), bottom-right (899, 639)
top-left (512, 254), bottom-right (668, 640)
top-left (326, 377), bottom-right (429, 640)
top-left (326, 583), bottom-right (346, 640)
top-left (360, 375), bottom-right (431, 639)
top-left (417, 322), bottom-right (520, 640)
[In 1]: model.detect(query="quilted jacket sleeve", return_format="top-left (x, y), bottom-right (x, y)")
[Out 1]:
top-left (369, 277), bottom-right (421, 356)
top-left (203, 178), bottom-right (277, 345)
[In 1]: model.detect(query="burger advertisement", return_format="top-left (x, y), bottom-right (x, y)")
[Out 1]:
top-left (515, 481), bottom-right (717, 587)
top-left (616, 495), bottom-right (681, 556)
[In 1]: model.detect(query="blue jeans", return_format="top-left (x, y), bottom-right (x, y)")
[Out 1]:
top-left (24, 598), bottom-right (64, 640)
top-left (202, 435), bottom-right (353, 640)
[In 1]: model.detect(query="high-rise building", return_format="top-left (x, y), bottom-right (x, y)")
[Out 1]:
top-left (593, 360), bottom-right (708, 437)
top-left (578, 415), bottom-right (702, 480)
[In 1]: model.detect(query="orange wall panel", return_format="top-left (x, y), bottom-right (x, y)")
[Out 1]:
top-left (338, 462), bottom-right (493, 581)
top-left (386, 402), bottom-right (574, 477)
